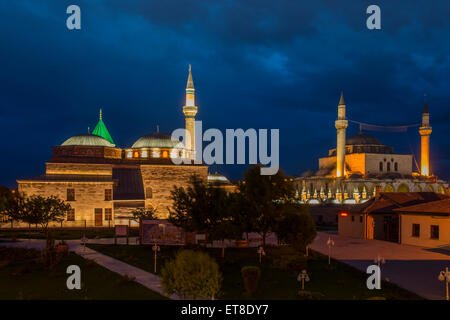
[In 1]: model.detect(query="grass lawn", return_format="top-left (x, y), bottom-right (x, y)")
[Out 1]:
top-left (0, 228), bottom-right (139, 240)
top-left (87, 244), bottom-right (422, 300)
top-left (0, 246), bottom-right (167, 300)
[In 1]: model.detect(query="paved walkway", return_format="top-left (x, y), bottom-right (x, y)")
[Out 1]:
top-left (310, 232), bottom-right (450, 300)
top-left (0, 238), bottom-right (177, 300)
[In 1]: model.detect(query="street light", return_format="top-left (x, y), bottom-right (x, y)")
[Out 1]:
top-left (438, 267), bottom-right (450, 300)
top-left (374, 254), bottom-right (385, 269)
top-left (152, 244), bottom-right (160, 273)
top-left (297, 270), bottom-right (310, 290)
top-left (80, 235), bottom-right (88, 252)
top-left (326, 236), bottom-right (335, 265)
top-left (257, 246), bottom-right (266, 264)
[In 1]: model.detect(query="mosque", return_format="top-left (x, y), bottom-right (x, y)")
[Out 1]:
top-left (16, 66), bottom-right (233, 227)
top-left (295, 93), bottom-right (448, 212)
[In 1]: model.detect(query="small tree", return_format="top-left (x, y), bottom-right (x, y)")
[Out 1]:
top-left (161, 250), bottom-right (222, 300)
top-left (239, 164), bottom-right (296, 247)
top-left (0, 190), bottom-right (26, 226)
top-left (274, 203), bottom-right (317, 253)
top-left (21, 195), bottom-right (72, 233)
top-left (131, 206), bottom-right (158, 223)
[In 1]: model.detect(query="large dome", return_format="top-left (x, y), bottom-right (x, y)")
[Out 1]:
top-left (131, 133), bottom-right (184, 149)
top-left (61, 134), bottom-right (115, 147)
top-left (346, 133), bottom-right (383, 146)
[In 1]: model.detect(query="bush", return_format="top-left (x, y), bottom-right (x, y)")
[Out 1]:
top-left (161, 250), bottom-right (222, 299)
top-left (241, 266), bottom-right (261, 295)
top-left (297, 290), bottom-right (324, 300)
top-left (267, 246), bottom-right (307, 271)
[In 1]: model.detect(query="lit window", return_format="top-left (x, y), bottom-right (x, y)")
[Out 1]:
top-left (152, 150), bottom-right (160, 158)
top-left (105, 189), bottom-right (112, 201)
top-left (134, 151), bottom-right (139, 158)
top-left (127, 151), bottom-right (132, 158)
top-left (105, 208), bottom-right (112, 221)
top-left (162, 150), bottom-right (168, 158)
top-left (170, 149), bottom-right (178, 158)
top-left (142, 150), bottom-right (148, 158)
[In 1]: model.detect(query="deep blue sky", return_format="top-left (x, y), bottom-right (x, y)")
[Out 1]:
top-left (1, 1), bottom-right (450, 187)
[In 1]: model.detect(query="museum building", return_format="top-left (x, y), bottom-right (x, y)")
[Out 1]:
top-left (16, 66), bottom-right (212, 227)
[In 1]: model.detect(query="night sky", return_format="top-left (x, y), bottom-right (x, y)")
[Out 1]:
top-left (1, 1), bottom-right (450, 188)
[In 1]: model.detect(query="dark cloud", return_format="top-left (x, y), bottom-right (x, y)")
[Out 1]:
top-left (1, 0), bottom-right (450, 187)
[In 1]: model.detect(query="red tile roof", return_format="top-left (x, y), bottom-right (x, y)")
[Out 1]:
top-left (393, 198), bottom-right (450, 215)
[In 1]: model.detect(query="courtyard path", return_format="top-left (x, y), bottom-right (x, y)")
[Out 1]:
top-left (310, 232), bottom-right (450, 300)
top-left (0, 238), bottom-right (178, 300)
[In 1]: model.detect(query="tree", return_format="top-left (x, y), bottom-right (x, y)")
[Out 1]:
top-left (169, 175), bottom-right (212, 235)
top-left (161, 250), bottom-right (222, 300)
top-left (21, 195), bottom-right (72, 232)
top-left (0, 190), bottom-right (26, 226)
top-left (238, 164), bottom-right (296, 247)
top-left (131, 206), bottom-right (158, 223)
top-left (274, 203), bottom-right (317, 253)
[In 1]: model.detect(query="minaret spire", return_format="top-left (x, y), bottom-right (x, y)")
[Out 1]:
top-left (335, 92), bottom-right (348, 177)
top-left (183, 64), bottom-right (198, 160)
top-left (99, 108), bottom-right (102, 120)
top-left (419, 96), bottom-right (432, 176)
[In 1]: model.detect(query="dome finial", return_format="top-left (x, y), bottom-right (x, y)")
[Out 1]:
top-left (88, 127), bottom-right (90, 134)
top-left (157, 125), bottom-right (159, 134)
top-left (99, 108), bottom-right (102, 120)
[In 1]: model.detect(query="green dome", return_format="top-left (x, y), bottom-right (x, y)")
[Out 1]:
top-left (61, 134), bottom-right (116, 147)
top-left (131, 133), bottom-right (184, 149)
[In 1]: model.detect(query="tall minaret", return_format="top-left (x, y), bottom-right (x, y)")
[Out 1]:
top-left (183, 64), bottom-right (198, 159)
top-left (335, 92), bottom-right (348, 177)
top-left (419, 99), bottom-right (432, 176)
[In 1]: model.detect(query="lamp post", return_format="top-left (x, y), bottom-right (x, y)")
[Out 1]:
top-left (80, 235), bottom-right (88, 252)
top-left (438, 267), bottom-right (450, 300)
top-left (257, 246), bottom-right (266, 264)
top-left (326, 236), bottom-right (335, 265)
top-left (152, 244), bottom-right (160, 273)
top-left (374, 254), bottom-right (385, 269)
top-left (297, 270), bottom-right (310, 290)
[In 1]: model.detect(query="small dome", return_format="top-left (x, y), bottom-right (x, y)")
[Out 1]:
top-left (131, 133), bottom-right (184, 149)
top-left (61, 134), bottom-right (115, 147)
top-left (346, 133), bottom-right (383, 146)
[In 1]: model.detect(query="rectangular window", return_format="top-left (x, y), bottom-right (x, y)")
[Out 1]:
top-left (67, 209), bottom-right (75, 221)
top-left (67, 188), bottom-right (75, 201)
top-left (412, 224), bottom-right (420, 237)
top-left (105, 208), bottom-right (112, 221)
top-left (146, 187), bottom-right (153, 199)
top-left (95, 208), bottom-right (103, 226)
top-left (351, 215), bottom-right (355, 222)
top-left (430, 225), bottom-right (439, 240)
top-left (105, 189), bottom-right (112, 201)
top-left (359, 215), bottom-right (363, 223)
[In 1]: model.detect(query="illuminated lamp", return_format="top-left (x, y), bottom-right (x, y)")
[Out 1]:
top-left (340, 212), bottom-right (349, 217)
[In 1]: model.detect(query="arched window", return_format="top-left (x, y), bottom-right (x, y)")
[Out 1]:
top-left (387, 162), bottom-right (391, 172)
top-left (394, 162), bottom-right (398, 171)
top-left (145, 187), bottom-right (153, 199)
top-left (379, 162), bottom-right (383, 171)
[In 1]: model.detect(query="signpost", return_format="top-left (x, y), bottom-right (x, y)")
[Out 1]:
top-left (114, 225), bottom-right (129, 245)
top-left (140, 219), bottom-right (190, 246)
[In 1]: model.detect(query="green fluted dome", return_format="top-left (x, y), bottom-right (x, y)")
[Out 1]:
top-left (61, 134), bottom-right (116, 147)
top-left (131, 133), bottom-right (184, 149)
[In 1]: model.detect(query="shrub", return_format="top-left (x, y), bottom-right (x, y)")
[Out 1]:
top-left (161, 250), bottom-right (222, 300)
top-left (297, 290), bottom-right (324, 300)
top-left (267, 246), bottom-right (307, 271)
top-left (241, 266), bottom-right (261, 295)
